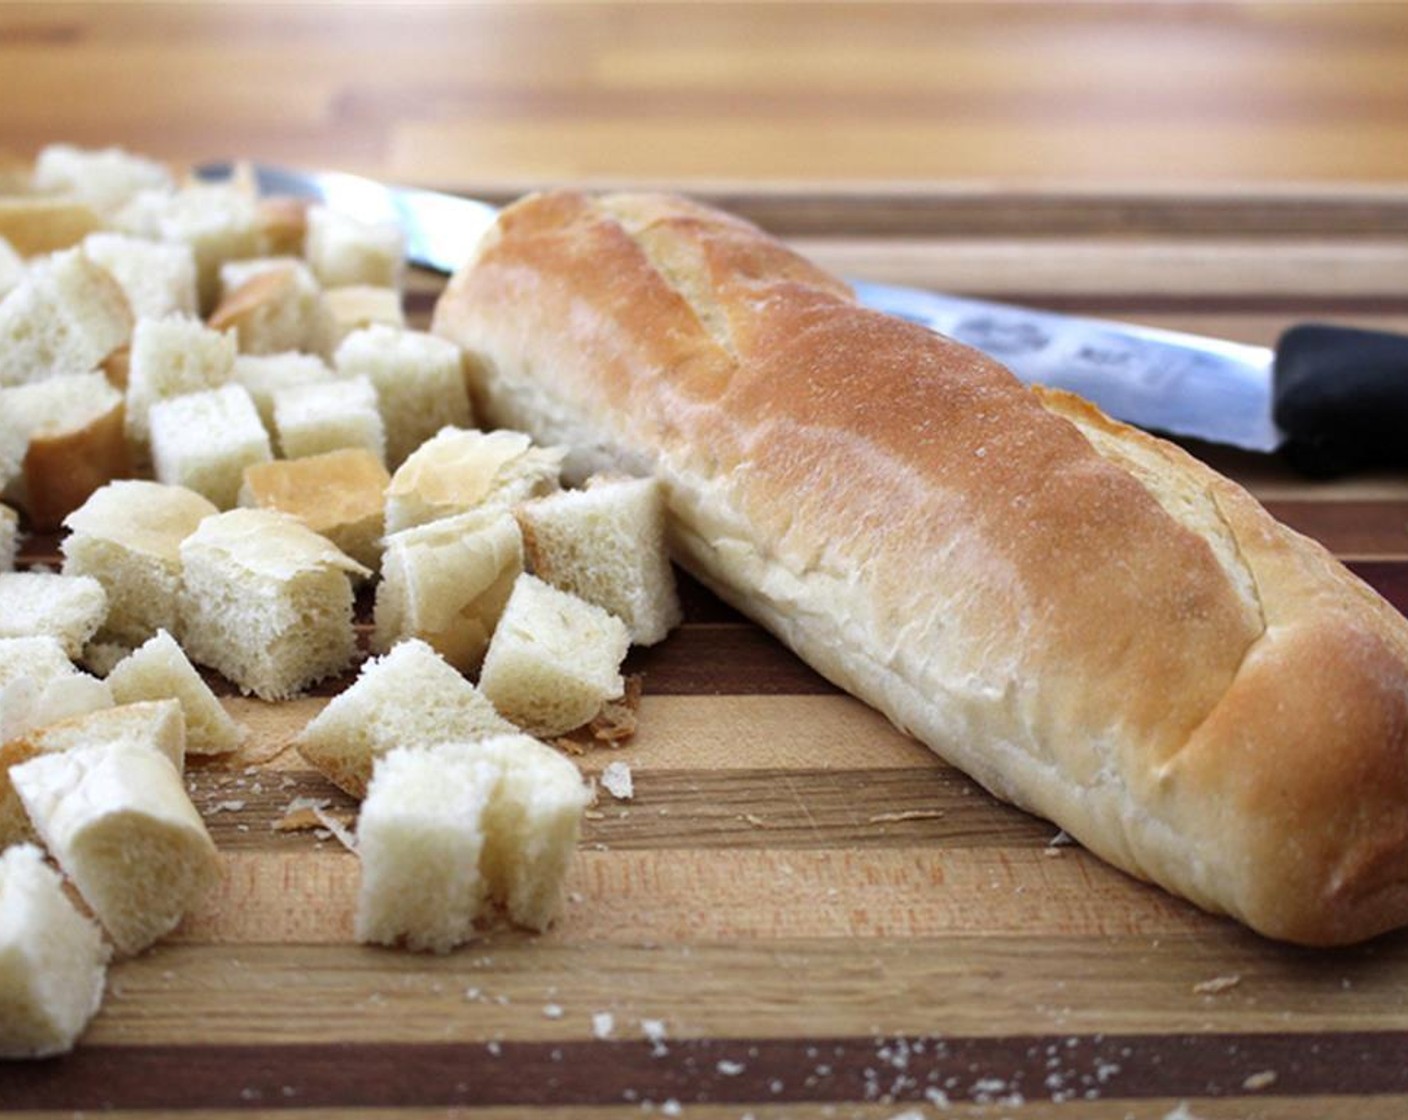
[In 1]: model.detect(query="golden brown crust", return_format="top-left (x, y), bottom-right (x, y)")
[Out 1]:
top-left (0, 196), bottom-right (103, 257)
top-left (434, 190), bottom-right (1408, 945)
top-left (23, 402), bottom-right (131, 531)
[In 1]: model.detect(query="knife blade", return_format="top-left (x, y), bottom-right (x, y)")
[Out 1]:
top-left (194, 161), bottom-right (1408, 472)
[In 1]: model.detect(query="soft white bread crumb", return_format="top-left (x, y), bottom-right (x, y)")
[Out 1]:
top-left (178, 508), bottom-right (367, 700)
top-left (12, 739), bottom-right (218, 955)
top-left (124, 315), bottom-right (237, 446)
top-left (208, 261), bottom-right (335, 358)
top-left (478, 574), bottom-right (630, 738)
top-left (518, 475), bottom-right (682, 646)
top-left (325, 285), bottom-right (405, 346)
top-left (231, 351), bottom-right (335, 438)
top-left (600, 759), bottom-right (634, 801)
top-left (333, 326), bottom-right (473, 468)
top-left (82, 232), bottom-right (197, 320)
top-left (0, 636), bottom-right (113, 747)
top-left (80, 641), bottom-right (130, 679)
top-left (150, 384), bottom-right (273, 509)
top-left (273, 375), bottom-right (386, 462)
top-left (32, 144), bottom-right (173, 217)
top-left (0, 504), bottom-right (16, 570)
top-left (238, 449), bottom-right (389, 574)
top-left (0, 372), bottom-right (129, 530)
top-left (373, 506), bottom-right (523, 674)
top-left (61, 479), bottom-right (218, 646)
top-left (147, 184), bottom-right (263, 311)
top-left (355, 734), bottom-right (589, 950)
top-left (0, 236), bottom-right (24, 300)
top-left (0, 844), bottom-right (110, 1059)
top-left (305, 205), bottom-right (405, 291)
top-left (384, 427), bottom-right (563, 534)
top-left (0, 248), bottom-right (133, 388)
top-left (107, 631), bottom-right (247, 756)
top-left (296, 638), bottom-right (515, 798)
top-left (0, 572), bottom-right (108, 659)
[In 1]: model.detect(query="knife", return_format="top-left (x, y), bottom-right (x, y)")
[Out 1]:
top-left (195, 161), bottom-right (1408, 475)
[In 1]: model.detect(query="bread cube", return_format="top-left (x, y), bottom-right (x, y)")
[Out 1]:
top-left (256, 196), bottom-right (309, 258)
top-left (0, 248), bottom-right (132, 388)
top-left (384, 427), bottom-right (563, 534)
top-left (231, 351), bottom-right (336, 437)
top-left (0, 844), bottom-right (110, 1058)
top-left (12, 739), bottom-right (219, 954)
top-left (478, 574), bottom-right (630, 738)
top-left (334, 326), bottom-right (473, 467)
top-left (149, 183), bottom-right (263, 311)
top-left (0, 235), bottom-right (23, 300)
top-left (0, 197), bottom-right (103, 258)
top-left (150, 384), bottom-right (273, 509)
top-left (305, 205), bottom-right (405, 290)
top-left (209, 261), bottom-right (335, 357)
top-left (82, 232), bottom-right (198, 320)
top-left (178, 508), bottom-right (367, 700)
top-left (32, 144), bottom-right (173, 217)
top-left (61, 480), bottom-right (218, 645)
top-left (0, 372), bottom-right (130, 530)
top-left (273, 375), bottom-right (385, 462)
top-left (124, 315), bottom-right (237, 446)
top-left (373, 507), bottom-right (523, 674)
top-left (296, 638), bottom-right (515, 798)
top-left (325, 285), bottom-right (405, 346)
top-left (0, 504), bottom-right (16, 571)
top-left (518, 475), bottom-right (681, 646)
top-left (216, 255), bottom-right (303, 300)
top-left (107, 631), bottom-right (247, 756)
top-left (238, 448), bottom-right (389, 572)
top-left (0, 636), bottom-right (113, 746)
top-left (0, 572), bottom-right (107, 659)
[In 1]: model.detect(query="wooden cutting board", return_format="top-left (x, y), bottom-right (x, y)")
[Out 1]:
top-left (6, 187), bottom-right (1408, 1119)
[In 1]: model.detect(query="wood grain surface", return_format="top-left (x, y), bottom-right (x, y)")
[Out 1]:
top-left (3, 183), bottom-right (1408, 1118)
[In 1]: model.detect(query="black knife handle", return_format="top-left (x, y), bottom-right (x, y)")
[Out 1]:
top-left (1273, 324), bottom-right (1408, 477)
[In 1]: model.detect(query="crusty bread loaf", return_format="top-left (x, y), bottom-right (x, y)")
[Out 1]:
top-left (433, 190), bottom-right (1408, 947)
top-left (0, 843), bottom-right (110, 1059)
top-left (106, 631), bottom-right (248, 756)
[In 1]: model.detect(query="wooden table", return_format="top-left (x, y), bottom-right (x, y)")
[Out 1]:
top-left (4, 184), bottom-right (1408, 1119)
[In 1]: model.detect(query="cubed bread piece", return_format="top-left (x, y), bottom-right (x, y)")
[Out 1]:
top-left (178, 508), bottom-right (367, 700)
top-left (61, 480), bottom-right (217, 645)
top-left (0, 573), bottom-right (107, 659)
top-left (325, 285), bottom-right (405, 346)
top-left (12, 739), bottom-right (219, 955)
top-left (256, 196), bottom-right (309, 258)
top-left (0, 197), bottom-right (104, 258)
top-left (32, 144), bottom-right (173, 216)
top-left (517, 475), bottom-right (682, 646)
top-left (384, 427), bottom-right (563, 534)
top-left (373, 507), bottom-right (523, 674)
top-left (238, 449), bottom-right (389, 572)
top-left (0, 235), bottom-right (23, 300)
top-left (0, 636), bottom-right (113, 746)
top-left (296, 638), bottom-right (515, 798)
top-left (0, 844), bottom-right (110, 1058)
top-left (0, 248), bottom-right (132, 387)
top-left (209, 261), bottom-right (335, 358)
top-left (478, 574), bottom-right (630, 738)
top-left (272, 375), bottom-right (386, 462)
top-left (355, 742), bottom-right (496, 953)
top-left (150, 384), bottom-right (273, 509)
top-left (231, 351), bottom-right (335, 438)
top-left (0, 373), bottom-right (130, 530)
top-left (148, 184), bottom-right (263, 311)
top-left (82, 232), bottom-right (198, 319)
top-left (305, 205), bottom-right (405, 290)
top-left (333, 326), bottom-right (473, 467)
top-left (106, 631), bottom-right (247, 756)
top-left (124, 315), bottom-right (237, 446)
top-left (0, 504), bottom-right (16, 570)
top-left (216, 255), bottom-right (303, 300)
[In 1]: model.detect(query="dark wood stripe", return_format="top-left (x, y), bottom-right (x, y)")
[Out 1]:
top-left (191, 766), bottom-right (1049, 852)
top-left (1262, 500), bottom-right (1408, 558)
top-left (6, 1032), bottom-right (1407, 1109)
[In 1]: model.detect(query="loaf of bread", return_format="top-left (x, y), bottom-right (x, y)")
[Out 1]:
top-left (433, 190), bottom-right (1408, 947)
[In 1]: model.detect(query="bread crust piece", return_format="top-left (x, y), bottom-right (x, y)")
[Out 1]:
top-left (433, 190), bottom-right (1408, 946)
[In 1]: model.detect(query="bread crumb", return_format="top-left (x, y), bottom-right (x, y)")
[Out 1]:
top-left (312, 805), bottom-right (357, 852)
top-left (208, 799), bottom-right (246, 813)
top-left (717, 1059), bottom-right (746, 1076)
top-left (553, 674), bottom-right (644, 752)
top-left (1192, 974), bottom-right (1241, 995)
top-left (592, 1011), bottom-right (615, 1039)
top-left (1242, 1070), bottom-right (1277, 1091)
top-left (868, 809), bottom-right (945, 824)
top-left (661, 1101), bottom-right (681, 1117)
top-left (601, 761), bottom-right (633, 801)
top-left (543, 1003), bottom-right (564, 1020)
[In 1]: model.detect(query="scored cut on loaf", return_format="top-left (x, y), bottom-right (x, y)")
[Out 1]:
top-left (517, 473), bottom-right (681, 646)
top-left (373, 505), bottom-right (524, 674)
top-left (12, 737), bottom-right (217, 956)
top-left (0, 843), bottom-right (110, 1059)
top-left (272, 375), bottom-right (386, 463)
top-left (433, 188), bottom-right (1408, 947)
top-left (124, 314), bottom-right (237, 446)
top-left (296, 638), bottom-right (516, 799)
top-left (383, 426), bottom-right (563, 534)
top-left (149, 383), bottom-right (273, 509)
top-left (178, 508), bottom-right (367, 701)
top-left (62, 479), bottom-right (218, 646)
top-left (477, 573), bottom-right (630, 739)
top-left (0, 571), bottom-right (108, 660)
top-left (106, 630), bottom-right (248, 756)
top-left (82, 232), bottom-right (198, 320)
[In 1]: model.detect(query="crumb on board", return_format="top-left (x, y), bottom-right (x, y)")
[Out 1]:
top-left (1192, 974), bottom-right (1242, 995)
top-left (1242, 1069), bottom-right (1278, 1091)
top-left (554, 673), bottom-right (644, 753)
top-left (601, 760), bottom-right (633, 801)
top-left (868, 809), bottom-right (946, 824)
